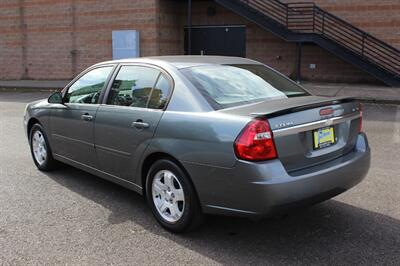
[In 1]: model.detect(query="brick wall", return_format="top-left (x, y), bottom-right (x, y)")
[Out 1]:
top-left (0, 0), bottom-right (159, 80)
top-left (161, 0), bottom-right (378, 83)
top-left (0, 0), bottom-right (398, 83)
top-left (157, 0), bottom-right (183, 55)
top-left (0, 0), bottom-right (25, 79)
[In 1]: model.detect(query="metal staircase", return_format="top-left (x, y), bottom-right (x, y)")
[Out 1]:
top-left (214, 0), bottom-right (400, 86)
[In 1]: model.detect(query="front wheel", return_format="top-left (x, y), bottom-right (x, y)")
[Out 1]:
top-left (29, 123), bottom-right (58, 171)
top-left (146, 159), bottom-right (204, 233)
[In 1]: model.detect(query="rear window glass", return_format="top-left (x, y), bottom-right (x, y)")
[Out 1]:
top-left (180, 64), bottom-right (309, 109)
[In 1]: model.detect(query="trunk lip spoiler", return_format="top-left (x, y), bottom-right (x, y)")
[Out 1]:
top-left (272, 112), bottom-right (361, 137)
top-left (251, 97), bottom-right (356, 119)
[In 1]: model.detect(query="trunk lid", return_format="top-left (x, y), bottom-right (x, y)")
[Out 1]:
top-left (219, 96), bottom-right (362, 173)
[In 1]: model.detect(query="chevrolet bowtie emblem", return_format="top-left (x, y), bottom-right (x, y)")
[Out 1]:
top-left (325, 119), bottom-right (334, 126)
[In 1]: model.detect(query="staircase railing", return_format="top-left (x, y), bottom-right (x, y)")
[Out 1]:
top-left (240, 0), bottom-right (400, 78)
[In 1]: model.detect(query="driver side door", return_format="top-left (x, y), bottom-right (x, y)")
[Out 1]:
top-left (50, 65), bottom-right (115, 168)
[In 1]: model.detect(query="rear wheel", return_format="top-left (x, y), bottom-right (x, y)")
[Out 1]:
top-left (146, 159), bottom-right (204, 233)
top-left (29, 123), bottom-right (58, 171)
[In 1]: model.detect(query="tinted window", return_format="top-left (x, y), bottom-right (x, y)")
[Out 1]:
top-left (148, 74), bottom-right (171, 109)
top-left (181, 64), bottom-right (309, 109)
top-left (65, 66), bottom-right (113, 104)
top-left (107, 66), bottom-right (160, 108)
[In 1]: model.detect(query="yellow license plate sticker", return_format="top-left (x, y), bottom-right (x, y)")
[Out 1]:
top-left (313, 127), bottom-right (335, 149)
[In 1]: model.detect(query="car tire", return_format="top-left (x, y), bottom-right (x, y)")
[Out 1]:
top-left (29, 123), bottom-right (58, 171)
top-left (146, 159), bottom-right (204, 233)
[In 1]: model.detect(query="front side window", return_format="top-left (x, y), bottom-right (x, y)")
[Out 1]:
top-left (107, 66), bottom-right (167, 109)
top-left (181, 64), bottom-right (309, 109)
top-left (64, 66), bottom-right (113, 104)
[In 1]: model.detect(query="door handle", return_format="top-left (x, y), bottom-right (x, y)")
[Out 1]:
top-left (81, 113), bottom-right (93, 121)
top-left (132, 120), bottom-right (150, 129)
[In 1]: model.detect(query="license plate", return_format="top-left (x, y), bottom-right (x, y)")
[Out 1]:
top-left (313, 126), bottom-right (335, 150)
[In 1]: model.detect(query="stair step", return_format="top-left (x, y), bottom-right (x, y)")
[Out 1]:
top-left (214, 0), bottom-right (400, 86)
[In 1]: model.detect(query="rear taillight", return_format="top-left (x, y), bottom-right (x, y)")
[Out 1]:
top-left (234, 119), bottom-right (277, 161)
top-left (358, 103), bottom-right (363, 132)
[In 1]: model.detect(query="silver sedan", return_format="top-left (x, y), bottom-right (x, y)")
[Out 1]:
top-left (24, 56), bottom-right (370, 232)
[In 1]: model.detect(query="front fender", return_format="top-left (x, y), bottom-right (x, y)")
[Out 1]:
top-left (24, 99), bottom-right (52, 141)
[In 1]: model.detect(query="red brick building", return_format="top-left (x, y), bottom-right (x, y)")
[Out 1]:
top-left (1, 0), bottom-right (399, 84)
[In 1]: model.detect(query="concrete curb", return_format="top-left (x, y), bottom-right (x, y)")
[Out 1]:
top-left (1, 87), bottom-right (60, 93)
top-left (1, 80), bottom-right (399, 105)
top-left (0, 80), bottom-right (69, 89)
top-left (302, 82), bottom-right (400, 105)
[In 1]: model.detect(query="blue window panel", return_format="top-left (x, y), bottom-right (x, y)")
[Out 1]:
top-left (112, 30), bottom-right (140, 60)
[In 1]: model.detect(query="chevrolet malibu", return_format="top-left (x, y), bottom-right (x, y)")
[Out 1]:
top-left (24, 56), bottom-right (370, 232)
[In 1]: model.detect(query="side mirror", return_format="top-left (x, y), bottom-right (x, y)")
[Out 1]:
top-left (48, 91), bottom-right (64, 104)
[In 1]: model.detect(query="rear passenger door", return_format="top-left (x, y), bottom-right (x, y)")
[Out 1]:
top-left (94, 64), bottom-right (172, 181)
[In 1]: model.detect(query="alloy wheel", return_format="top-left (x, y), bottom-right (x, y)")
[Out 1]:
top-left (32, 130), bottom-right (47, 165)
top-left (151, 170), bottom-right (185, 223)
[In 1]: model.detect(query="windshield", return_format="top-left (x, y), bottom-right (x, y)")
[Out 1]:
top-left (181, 64), bottom-right (310, 109)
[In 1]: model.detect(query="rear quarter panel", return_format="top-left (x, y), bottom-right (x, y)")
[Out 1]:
top-left (140, 111), bottom-right (250, 180)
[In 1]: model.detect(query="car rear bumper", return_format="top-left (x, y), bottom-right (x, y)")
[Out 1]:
top-left (182, 133), bottom-right (370, 218)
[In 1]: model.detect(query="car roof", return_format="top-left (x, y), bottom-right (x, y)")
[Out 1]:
top-left (94, 55), bottom-right (262, 69)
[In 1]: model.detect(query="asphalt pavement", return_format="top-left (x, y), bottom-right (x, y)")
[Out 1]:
top-left (0, 92), bottom-right (399, 265)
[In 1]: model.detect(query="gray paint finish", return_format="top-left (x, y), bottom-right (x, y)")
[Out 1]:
top-left (146, 111), bottom-right (250, 169)
top-left (23, 56), bottom-right (370, 217)
top-left (94, 105), bottom-right (163, 181)
top-left (50, 103), bottom-right (100, 168)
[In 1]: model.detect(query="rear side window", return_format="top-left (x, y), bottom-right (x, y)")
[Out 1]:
top-left (107, 65), bottom-right (169, 109)
top-left (64, 66), bottom-right (113, 104)
top-left (181, 64), bottom-right (309, 109)
top-left (148, 74), bottom-right (170, 109)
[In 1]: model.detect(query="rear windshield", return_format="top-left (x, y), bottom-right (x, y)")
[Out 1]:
top-left (180, 64), bottom-right (310, 109)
